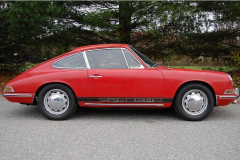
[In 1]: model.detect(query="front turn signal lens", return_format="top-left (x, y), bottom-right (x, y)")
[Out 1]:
top-left (3, 86), bottom-right (15, 93)
top-left (224, 89), bottom-right (235, 94)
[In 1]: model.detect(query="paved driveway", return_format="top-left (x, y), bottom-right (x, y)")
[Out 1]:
top-left (0, 96), bottom-right (240, 160)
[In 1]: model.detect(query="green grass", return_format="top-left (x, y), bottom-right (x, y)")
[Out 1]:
top-left (171, 66), bottom-right (238, 72)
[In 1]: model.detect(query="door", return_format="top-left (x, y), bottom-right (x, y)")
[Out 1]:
top-left (86, 48), bottom-right (163, 98)
top-left (88, 69), bottom-right (163, 98)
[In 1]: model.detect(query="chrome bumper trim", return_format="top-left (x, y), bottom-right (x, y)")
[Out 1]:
top-left (232, 100), bottom-right (239, 104)
top-left (232, 88), bottom-right (239, 104)
top-left (219, 96), bottom-right (238, 99)
top-left (2, 94), bottom-right (32, 97)
top-left (235, 88), bottom-right (239, 98)
top-left (219, 88), bottom-right (239, 99)
top-left (84, 103), bottom-right (164, 107)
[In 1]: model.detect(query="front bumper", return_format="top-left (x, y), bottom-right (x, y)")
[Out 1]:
top-left (216, 88), bottom-right (240, 106)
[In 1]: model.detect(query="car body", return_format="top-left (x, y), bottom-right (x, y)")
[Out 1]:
top-left (2, 44), bottom-right (240, 120)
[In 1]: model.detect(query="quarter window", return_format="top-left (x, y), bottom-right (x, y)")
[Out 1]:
top-left (122, 49), bottom-right (142, 68)
top-left (53, 53), bottom-right (87, 69)
top-left (86, 49), bottom-right (128, 69)
top-left (129, 46), bottom-right (157, 67)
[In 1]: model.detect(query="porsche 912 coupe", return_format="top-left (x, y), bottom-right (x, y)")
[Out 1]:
top-left (2, 44), bottom-right (239, 120)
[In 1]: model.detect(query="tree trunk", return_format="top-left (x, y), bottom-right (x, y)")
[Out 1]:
top-left (118, 2), bottom-right (132, 44)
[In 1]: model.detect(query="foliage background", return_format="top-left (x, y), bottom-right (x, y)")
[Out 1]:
top-left (0, 1), bottom-right (240, 93)
top-left (0, 1), bottom-right (239, 89)
top-left (1, 1), bottom-right (240, 64)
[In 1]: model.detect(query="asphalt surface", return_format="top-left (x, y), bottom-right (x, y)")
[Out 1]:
top-left (0, 96), bottom-right (240, 160)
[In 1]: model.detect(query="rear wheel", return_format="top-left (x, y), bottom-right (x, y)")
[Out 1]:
top-left (174, 83), bottom-right (214, 121)
top-left (38, 84), bottom-right (77, 120)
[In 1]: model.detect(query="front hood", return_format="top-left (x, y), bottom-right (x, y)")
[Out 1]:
top-left (156, 66), bottom-right (226, 75)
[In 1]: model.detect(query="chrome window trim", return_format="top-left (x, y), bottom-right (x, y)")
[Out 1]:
top-left (85, 48), bottom-right (124, 52)
top-left (83, 51), bottom-right (90, 69)
top-left (121, 49), bottom-right (129, 68)
top-left (121, 48), bottom-right (145, 69)
top-left (52, 52), bottom-right (88, 69)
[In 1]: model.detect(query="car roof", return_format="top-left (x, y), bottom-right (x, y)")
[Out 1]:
top-left (38, 44), bottom-right (130, 67)
top-left (72, 44), bottom-right (129, 52)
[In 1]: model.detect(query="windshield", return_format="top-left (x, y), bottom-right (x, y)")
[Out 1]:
top-left (129, 46), bottom-right (158, 68)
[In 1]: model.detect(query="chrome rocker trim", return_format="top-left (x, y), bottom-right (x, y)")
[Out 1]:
top-left (84, 103), bottom-right (164, 107)
top-left (78, 97), bottom-right (173, 103)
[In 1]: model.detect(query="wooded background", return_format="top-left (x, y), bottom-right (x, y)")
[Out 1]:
top-left (0, 1), bottom-right (240, 67)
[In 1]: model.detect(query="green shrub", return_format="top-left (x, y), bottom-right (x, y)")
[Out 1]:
top-left (231, 51), bottom-right (240, 66)
top-left (0, 62), bottom-right (38, 74)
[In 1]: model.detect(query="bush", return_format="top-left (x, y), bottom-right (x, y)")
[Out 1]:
top-left (231, 51), bottom-right (240, 66)
top-left (0, 62), bottom-right (38, 74)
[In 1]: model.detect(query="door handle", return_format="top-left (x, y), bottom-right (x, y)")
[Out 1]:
top-left (89, 75), bottom-right (102, 78)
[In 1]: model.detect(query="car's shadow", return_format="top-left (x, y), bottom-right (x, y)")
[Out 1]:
top-left (8, 104), bottom-right (238, 121)
top-left (72, 107), bottom-right (179, 121)
top-left (9, 105), bottom-right (178, 121)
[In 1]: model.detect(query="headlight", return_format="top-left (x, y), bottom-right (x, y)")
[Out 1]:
top-left (227, 73), bottom-right (233, 86)
top-left (3, 86), bottom-right (14, 92)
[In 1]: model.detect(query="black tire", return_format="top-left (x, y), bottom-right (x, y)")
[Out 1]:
top-left (173, 83), bottom-right (214, 121)
top-left (38, 84), bottom-right (77, 120)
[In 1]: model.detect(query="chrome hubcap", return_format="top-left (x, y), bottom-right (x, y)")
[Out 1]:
top-left (182, 89), bottom-right (208, 115)
top-left (44, 89), bottom-right (69, 115)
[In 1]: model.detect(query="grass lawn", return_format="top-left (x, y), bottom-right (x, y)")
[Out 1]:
top-left (171, 66), bottom-right (238, 72)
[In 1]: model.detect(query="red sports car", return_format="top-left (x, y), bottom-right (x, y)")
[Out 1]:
top-left (2, 44), bottom-right (240, 120)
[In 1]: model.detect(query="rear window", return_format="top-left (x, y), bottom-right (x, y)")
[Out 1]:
top-left (53, 53), bottom-right (87, 69)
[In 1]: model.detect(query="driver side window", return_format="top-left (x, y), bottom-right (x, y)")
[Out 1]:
top-left (86, 49), bottom-right (128, 69)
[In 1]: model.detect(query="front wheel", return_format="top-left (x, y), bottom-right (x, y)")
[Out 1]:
top-left (173, 83), bottom-right (214, 121)
top-left (38, 84), bottom-right (77, 120)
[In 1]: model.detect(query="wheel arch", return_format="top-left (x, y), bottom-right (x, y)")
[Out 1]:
top-left (173, 81), bottom-right (216, 106)
top-left (34, 82), bottom-right (77, 104)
